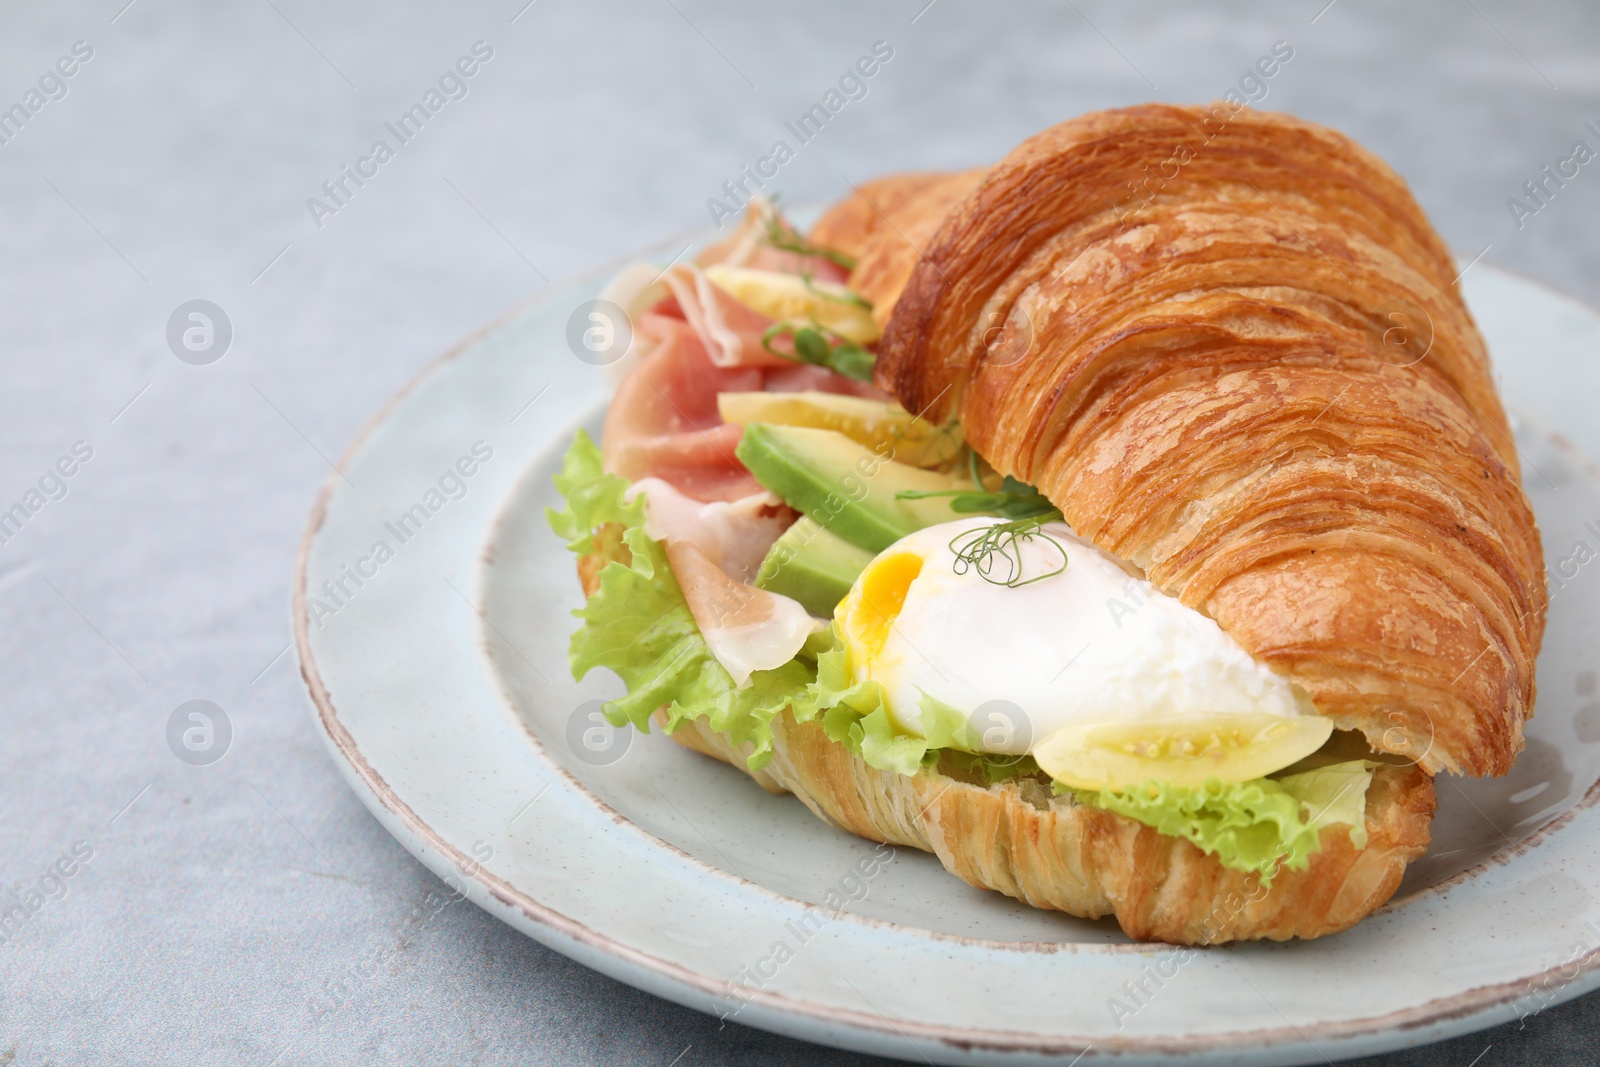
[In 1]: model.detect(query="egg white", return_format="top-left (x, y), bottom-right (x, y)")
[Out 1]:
top-left (843, 518), bottom-right (1315, 755)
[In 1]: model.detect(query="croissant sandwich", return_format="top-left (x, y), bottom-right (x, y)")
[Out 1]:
top-left (548, 105), bottom-right (1546, 944)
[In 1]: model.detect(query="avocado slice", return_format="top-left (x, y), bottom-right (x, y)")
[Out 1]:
top-left (736, 423), bottom-right (968, 552)
top-left (753, 516), bottom-right (874, 617)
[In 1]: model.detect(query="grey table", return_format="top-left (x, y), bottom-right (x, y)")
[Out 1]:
top-left (3, 1), bottom-right (1597, 1064)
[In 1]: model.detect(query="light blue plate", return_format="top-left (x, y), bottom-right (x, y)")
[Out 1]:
top-left (294, 248), bottom-right (1600, 1065)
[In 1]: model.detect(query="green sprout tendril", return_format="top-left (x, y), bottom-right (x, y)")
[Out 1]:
top-left (896, 470), bottom-right (1061, 521)
top-left (759, 205), bottom-right (857, 271)
top-left (948, 518), bottom-right (1069, 589)
top-left (897, 463), bottom-right (1066, 585)
top-left (761, 320), bottom-right (876, 382)
top-left (800, 272), bottom-right (872, 310)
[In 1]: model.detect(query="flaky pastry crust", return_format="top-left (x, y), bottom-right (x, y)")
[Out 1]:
top-left (571, 106), bottom-right (1551, 941)
top-left (819, 105), bottom-right (1546, 777)
top-left (664, 707), bottom-right (1434, 944)
top-left (580, 552), bottom-right (1434, 943)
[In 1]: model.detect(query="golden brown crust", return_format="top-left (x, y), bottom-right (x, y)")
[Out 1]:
top-left (662, 706), bottom-right (1434, 944)
top-left (826, 105), bottom-right (1546, 776)
top-left (809, 170), bottom-right (987, 330)
top-left (571, 110), bottom-right (1528, 939)
top-left (585, 558), bottom-right (1431, 942)
top-left (582, 516), bottom-right (1432, 943)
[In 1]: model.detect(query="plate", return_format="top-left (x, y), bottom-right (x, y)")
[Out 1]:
top-left (293, 235), bottom-right (1600, 1065)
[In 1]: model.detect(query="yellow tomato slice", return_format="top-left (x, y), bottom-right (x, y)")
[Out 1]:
top-left (717, 391), bottom-right (964, 469)
top-left (1033, 713), bottom-right (1334, 791)
top-left (703, 264), bottom-right (880, 344)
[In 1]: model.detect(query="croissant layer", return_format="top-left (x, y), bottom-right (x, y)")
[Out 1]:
top-left (577, 548), bottom-right (1433, 943)
top-left (819, 105), bottom-right (1546, 776)
top-left (664, 710), bottom-right (1436, 944)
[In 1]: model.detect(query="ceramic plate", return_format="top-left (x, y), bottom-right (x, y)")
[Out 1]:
top-left (294, 231), bottom-right (1600, 1065)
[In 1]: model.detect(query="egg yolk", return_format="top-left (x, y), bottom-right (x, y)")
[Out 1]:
top-left (837, 551), bottom-right (923, 672)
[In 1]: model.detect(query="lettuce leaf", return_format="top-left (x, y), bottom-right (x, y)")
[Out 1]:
top-left (939, 749), bottom-right (1046, 787)
top-left (1073, 777), bottom-right (1323, 883)
top-left (547, 429), bottom-right (644, 555)
top-left (794, 630), bottom-right (926, 777)
top-left (1070, 758), bottom-right (1377, 884)
top-left (548, 431), bottom-right (812, 770)
top-left (795, 627), bottom-right (1040, 784)
top-left (1275, 759), bottom-right (1376, 850)
top-left (549, 430), bottom-right (1373, 879)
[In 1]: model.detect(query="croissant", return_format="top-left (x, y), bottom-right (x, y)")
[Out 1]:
top-left (818, 104), bottom-right (1547, 779)
top-left (579, 105), bottom-right (1544, 942)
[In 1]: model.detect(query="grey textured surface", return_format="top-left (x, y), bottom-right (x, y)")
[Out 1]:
top-left (1, 1), bottom-right (1598, 1064)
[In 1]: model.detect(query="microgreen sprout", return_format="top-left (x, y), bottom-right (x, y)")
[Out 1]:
top-left (760, 320), bottom-right (876, 382)
top-left (896, 466), bottom-right (1061, 521)
top-left (947, 518), bottom-right (1069, 588)
top-left (759, 204), bottom-right (857, 271)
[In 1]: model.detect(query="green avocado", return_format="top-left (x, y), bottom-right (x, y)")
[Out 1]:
top-left (753, 516), bottom-right (875, 617)
top-left (736, 423), bottom-right (968, 552)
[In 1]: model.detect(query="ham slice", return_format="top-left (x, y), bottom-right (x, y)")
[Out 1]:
top-left (602, 318), bottom-right (764, 502)
top-left (603, 311), bottom-right (890, 502)
top-left (655, 261), bottom-right (893, 399)
top-left (661, 199), bottom-right (865, 370)
top-left (626, 477), bottom-right (793, 584)
top-left (761, 362), bottom-right (891, 400)
top-left (662, 540), bottom-right (819, 687)
top-left (660, 264), bottom-right (791, 369)
top-left (595, 261), bottom-right (670, 388)
top-left (697, 199), bottom-right (852, 283)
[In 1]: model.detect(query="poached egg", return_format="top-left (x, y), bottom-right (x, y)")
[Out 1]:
top-left (834, 518), bottom-right (1320, 763)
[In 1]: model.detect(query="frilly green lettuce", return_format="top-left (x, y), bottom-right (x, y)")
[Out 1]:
top-left (796, 629), bottom-right (1042, 783)
top-left (550, 431), bottom-right (1372, 879)
top-left (1076, 777), bottom-right (1320, 883)
top-left (1073, 759), bottom-right (1376, 883)
top-left (1276, 759), bottom-right (1376, 850)
top-left (547, 428), bottom-right (645, 555)
top-left (548, 431), bottom-right (811, 770)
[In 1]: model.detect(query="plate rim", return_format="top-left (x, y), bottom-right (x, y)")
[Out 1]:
top-left (293, 255), bottom-right (1600, 1062)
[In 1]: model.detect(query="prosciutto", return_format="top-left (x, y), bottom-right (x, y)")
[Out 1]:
top-left (603, 307), bottom-right (888, 502)
top-left (626, 477), bottom-right (792, 584)
top-left (662, 540), bottom-right (819, 687)
top-left (660, 264), bottom-right (791, 369)
top-left (598, 221), bottom-right (889, 681)
top-left (602, 315), bottom-right (764, 502)
top-left (696, 200), bottom-right (852, 283)
top-left (594, 261), bottom-right (669, 388)
top-left (760, 362), bottom-right (889, 399)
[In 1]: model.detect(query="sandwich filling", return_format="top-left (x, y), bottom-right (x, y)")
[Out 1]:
top-left (833, 518), bottom-right (1320, 758)
top-left (551, 201), bottom-right (1381, 884)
